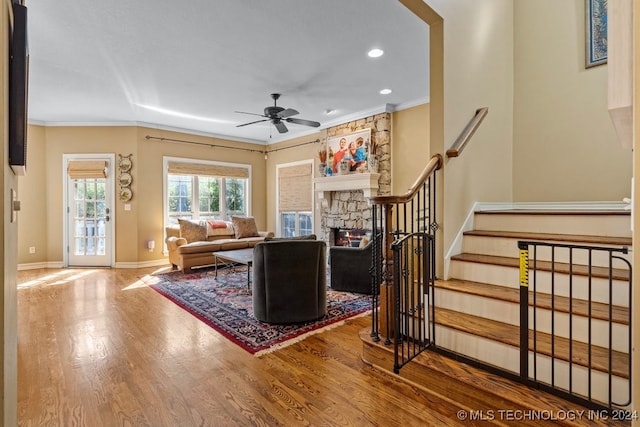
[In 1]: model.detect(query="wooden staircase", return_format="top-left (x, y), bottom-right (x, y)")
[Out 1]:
top-left (361, 209), bottom-right (632, 423)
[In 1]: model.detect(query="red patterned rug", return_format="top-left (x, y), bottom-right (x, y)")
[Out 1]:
top-left (148, 267), bottom-right (372, 356)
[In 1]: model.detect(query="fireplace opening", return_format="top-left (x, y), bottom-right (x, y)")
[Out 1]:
top-left (333, 228), bottom-right (370, 247)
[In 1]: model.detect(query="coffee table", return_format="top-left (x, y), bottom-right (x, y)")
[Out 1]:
top-left (213, 248), bottom-right (254, 292)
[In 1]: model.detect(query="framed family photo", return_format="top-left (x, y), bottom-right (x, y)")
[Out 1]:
top-left (585, 0), bottom-right (607, 68)
top-left (326, 129), bottom-right (372, 175)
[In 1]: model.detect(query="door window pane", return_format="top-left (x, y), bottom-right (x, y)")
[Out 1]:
top-left (72, 178), bottom-right (107, 257)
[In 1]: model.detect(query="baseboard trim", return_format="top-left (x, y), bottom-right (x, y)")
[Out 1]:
top-left (444, 202), bottom-right (479, 279)
top-left (474, 201), bottom-right (630, 212)
top-left (115, 260), bottom-right (171, 269)
top-left (18, 260), bottom-right (170, 270)
top-left (18, 261), bottom-right (64, 271)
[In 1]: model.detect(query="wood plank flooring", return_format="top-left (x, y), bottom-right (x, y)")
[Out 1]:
top-left (17, 266), bottom-right (485, 427)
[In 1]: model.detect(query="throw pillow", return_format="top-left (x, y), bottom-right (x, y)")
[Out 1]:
top-left (208, 219), bottom-right (228, 229)
top-left (264, 234), bottom-right (316, 242)
top-left (178, 219), bottom-right (207, 243)
top-left (231, 216), bottom-right (259, 239)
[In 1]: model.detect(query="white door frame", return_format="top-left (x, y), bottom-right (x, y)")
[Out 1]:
top-left (62, 153), bottom-right (116, 267)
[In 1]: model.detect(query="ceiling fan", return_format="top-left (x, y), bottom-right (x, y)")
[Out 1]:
top-left (235, 93), bottom-right (321, 134)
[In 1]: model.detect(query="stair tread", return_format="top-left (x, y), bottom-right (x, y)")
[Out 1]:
top-left (450, 253), bottom-right (630, 281)
top-left (435, 279), bottom-right (629, 325)
top-left (360, 329), bottom-right (626, 426)
top-left (464, 230), bottom-right (632, 246)
top-left (435, 307), bottom-right (629, 378)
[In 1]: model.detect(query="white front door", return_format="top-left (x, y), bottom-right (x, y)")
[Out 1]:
top-left (65, 155), bottom-right (114, 267)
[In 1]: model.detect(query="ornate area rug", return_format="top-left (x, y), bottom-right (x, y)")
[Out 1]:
top-left (148, 267), bottom-right (371, 356)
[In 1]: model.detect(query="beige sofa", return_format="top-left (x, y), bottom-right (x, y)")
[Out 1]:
top-left (165, 218), bottom-right (274, 272)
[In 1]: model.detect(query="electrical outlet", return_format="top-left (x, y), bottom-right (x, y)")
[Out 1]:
top-left (28, 246), bottom-right (35, 254)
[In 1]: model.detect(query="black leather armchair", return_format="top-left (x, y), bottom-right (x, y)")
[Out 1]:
top-left (252, 240), bottom-right (327, 324)
top-left (329, 241), bottom-right (374, 294)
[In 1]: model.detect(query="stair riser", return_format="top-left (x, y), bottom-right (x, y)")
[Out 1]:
top-left (462, 236), bottom-right (632, 268)
top-left (474, 214), bottom-right (631, 238)
top-left (434, 326), bottom-right (629, 406)
top-left (449, 260), bottom-right (630, 307)
top-left (435, 289), bottom-right (629, 352)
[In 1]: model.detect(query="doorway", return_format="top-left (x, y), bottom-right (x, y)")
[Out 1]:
top-left (64, 154), bottom-right (115, 267)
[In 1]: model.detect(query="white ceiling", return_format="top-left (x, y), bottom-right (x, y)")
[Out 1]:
top-left (26, 0), bottom-right (429, 144)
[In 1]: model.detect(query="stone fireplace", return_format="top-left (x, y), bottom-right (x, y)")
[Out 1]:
top-left (314, 112), bottom-right (391, 244)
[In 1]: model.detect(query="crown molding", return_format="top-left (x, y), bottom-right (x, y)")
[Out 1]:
top-left (27, 97), bottom-right (430, 146)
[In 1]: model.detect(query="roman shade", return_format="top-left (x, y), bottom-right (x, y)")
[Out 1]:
top-left (278, 163), bottom-right (312, 212)
top-left (67, 160), bottom-right (108, 179)
top-left (167, 161), bottom-right (249, 179)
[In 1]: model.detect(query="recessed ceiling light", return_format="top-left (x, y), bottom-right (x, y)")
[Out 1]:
top-left (324, 109), bottom-right (337, 115)
top-left (379, 88), bottom-right (392, 95)
top-left (368, 48), bottom-right (384, 58)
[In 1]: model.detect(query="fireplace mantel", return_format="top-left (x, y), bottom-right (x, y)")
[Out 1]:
top-left (314, 173), bottom-right (380, 205)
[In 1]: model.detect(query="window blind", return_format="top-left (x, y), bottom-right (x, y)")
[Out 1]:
top-left (279, 163), bottom-right (312, 212)
top-left (67, 160), bottom-right (108, 179)
top-left (167, 161), bottom-right (249, 178)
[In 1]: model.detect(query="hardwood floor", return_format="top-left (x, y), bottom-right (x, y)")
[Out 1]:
top-left (17, 267), bottom-right (474, 427)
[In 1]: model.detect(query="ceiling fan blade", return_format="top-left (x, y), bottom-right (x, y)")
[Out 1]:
top-left (274, 121), bottom-right (288, 133)
top-left (277, 108), bottom-right (299, 119)
top-left (234, 111), bottom-right (267, 118)
top-left (236, 119), bottom-right (269, 128)
top-left (286, 117), bottom-right (321, 128)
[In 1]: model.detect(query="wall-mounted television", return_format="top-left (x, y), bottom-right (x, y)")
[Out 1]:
top-left (9, 1), bottom-right (28, 176)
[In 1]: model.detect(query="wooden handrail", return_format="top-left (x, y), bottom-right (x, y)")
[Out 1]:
top-left (445, 107), bottom-right (488, 158)
top-left (370, 154), bottom-right (442, 205)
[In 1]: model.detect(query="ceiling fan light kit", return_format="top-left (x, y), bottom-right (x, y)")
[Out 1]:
top-left (235, 93), bottom-right (321, 134)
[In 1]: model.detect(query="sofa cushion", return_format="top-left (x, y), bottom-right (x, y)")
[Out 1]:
top-left (231, 216), bottom-right (259, 239)
top-left (178, 219), bottom-right (207, 243)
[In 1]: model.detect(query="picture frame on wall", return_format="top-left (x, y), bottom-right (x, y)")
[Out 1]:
top-left (326, 129), bottom-right (372, 175)
top-left (585, 0), bottom-right (607, 68)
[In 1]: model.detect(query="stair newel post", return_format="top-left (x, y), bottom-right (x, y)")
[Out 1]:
top-left (380, 202), bottom-right (395, 344)
top-left (518, 241), bottom-right (530, 381)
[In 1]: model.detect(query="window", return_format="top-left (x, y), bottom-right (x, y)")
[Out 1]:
top-left (165, 158), bottom-right (250, 225)
top-left (281, 212), bottom-right (312, 237)
top-left (277, 161), bottom-right (313, 237)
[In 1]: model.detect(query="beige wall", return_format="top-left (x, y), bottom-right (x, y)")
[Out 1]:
top-left (18, 125), bottom-right (267, 266)
top-left (513, 0), bottom-right (632, 202)
top-left (408, 0), bottom-right (515, 257)
top-left (2, 0), bottom-right (18, 423)
top-left (392, 103), bottom-right (430, 194)
top-left (17, 125), bottom-right (46, 263)
top-left (21, 107), bottom-right (429, 266)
